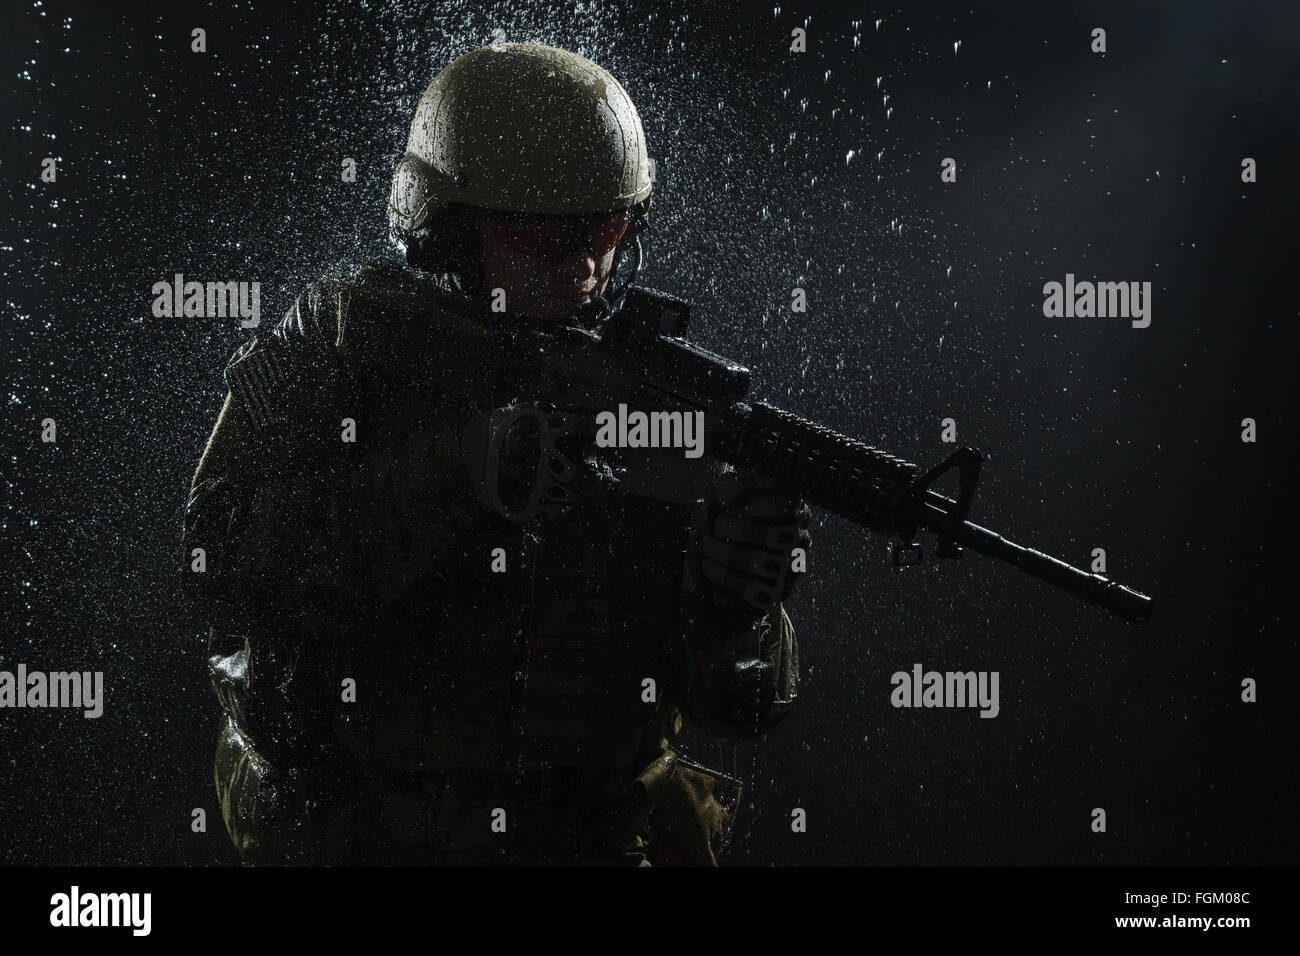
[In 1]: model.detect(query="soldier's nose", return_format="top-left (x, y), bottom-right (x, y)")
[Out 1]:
top-left (556, 247), bottom-right (598, 286)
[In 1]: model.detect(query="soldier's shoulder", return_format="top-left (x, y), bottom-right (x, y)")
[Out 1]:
top-left (344, 262), bottom-right (473, 332)
top-left (219, 263), bottom-right (440, 430)
top-left (270, 261), bottom-right (464, 352)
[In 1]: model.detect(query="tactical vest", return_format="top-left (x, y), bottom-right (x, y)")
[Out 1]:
top-left (328, 477), bottom-right (696, 774)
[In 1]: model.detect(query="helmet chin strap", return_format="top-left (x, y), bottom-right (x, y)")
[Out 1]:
top-left (604, 229), bottom-right (644, 312)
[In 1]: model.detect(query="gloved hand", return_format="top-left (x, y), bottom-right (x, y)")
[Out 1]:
top-left (460, 402), bottom-right (619, 523)
top-left (695, 468), bottom-right (811, 634)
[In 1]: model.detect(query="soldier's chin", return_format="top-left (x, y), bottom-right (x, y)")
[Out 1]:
top-left (523, 292), bottom-right (593, 318)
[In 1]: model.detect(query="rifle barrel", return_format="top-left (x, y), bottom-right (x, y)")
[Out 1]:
top-left (719, 400), bottom-right (1153, 625)
top-left (917, 493), bottom-right (1153, 624)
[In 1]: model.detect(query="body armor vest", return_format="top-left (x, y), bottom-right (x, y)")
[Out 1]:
top-left (328, 483), bottom-right (696, 775)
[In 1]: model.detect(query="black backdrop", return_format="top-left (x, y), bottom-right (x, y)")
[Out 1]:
top-left (2, 0), bottom-right (1297, 866)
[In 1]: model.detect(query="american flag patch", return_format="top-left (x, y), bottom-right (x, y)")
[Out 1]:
top-left (224, 341), bottom-right (289, 432)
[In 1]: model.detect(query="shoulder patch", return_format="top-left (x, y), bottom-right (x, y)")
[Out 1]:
top-left (224, 338), bottom-right (293, 432)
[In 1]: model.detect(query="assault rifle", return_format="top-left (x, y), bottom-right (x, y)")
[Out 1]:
top-left (413, 282), bottom-right (1153, 625)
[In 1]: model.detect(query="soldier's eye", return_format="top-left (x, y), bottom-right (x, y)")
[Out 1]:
top-left (488, 212), bottom-right (630, 260)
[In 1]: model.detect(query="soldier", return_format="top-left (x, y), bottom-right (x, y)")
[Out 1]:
top-left (181, 41), bottom-right (809, 865)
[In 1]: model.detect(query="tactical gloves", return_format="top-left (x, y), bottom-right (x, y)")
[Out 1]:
top-left (695, 469), bottom-right (811, 638)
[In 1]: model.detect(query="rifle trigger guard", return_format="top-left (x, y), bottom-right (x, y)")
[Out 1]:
top-left (905, 447), bottom-right (983, 559)
top-left (462, 403), bottom-right (581, 525)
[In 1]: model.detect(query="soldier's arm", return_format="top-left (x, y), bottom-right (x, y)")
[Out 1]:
top-left (180, 279), bottom-right (474, 636)
top-left (676, 467), bottom-right (805, 741)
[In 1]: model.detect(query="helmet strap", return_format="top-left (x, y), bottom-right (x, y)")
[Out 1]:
top-left (603, 204), bottom-right (649, 314)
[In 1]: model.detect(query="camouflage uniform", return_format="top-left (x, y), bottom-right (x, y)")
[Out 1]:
top-left (181, 43), bottom-right (803, 866)
top-left (183, 264), bottom-right (799, 865)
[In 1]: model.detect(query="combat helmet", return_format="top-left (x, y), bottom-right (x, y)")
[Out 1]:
top-left (389, 42), bottom-right (654, 311)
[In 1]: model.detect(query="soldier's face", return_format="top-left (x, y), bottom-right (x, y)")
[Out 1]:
top-left (475, 210), bottom-right (629, 318)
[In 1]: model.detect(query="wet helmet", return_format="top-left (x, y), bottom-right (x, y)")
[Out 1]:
top-left (388, 42), bottom-right (654, 311)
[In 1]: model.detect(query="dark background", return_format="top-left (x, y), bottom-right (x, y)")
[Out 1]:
top-left (2, 0), bottom-right (1296, 865)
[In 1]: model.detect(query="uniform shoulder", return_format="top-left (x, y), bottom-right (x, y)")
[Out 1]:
top-left (256, 262), bottom-right (472, 356)
top-left (345, 262), bottom-right (473, 329)
top-left (219, 263), bottom-right (460, 431)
